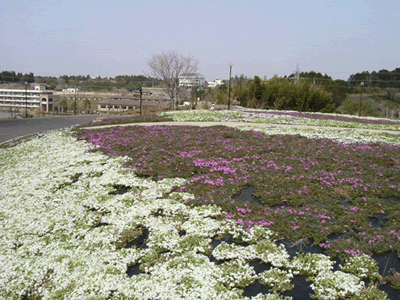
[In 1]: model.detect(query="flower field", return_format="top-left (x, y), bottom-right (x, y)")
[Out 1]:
top-left (1, 109), bottom-right (400, 299)
top-left (161, 109), bottom-right (400, 132)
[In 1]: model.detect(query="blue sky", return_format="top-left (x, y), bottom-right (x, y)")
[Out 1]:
top-left (1, 0), bottom-right (399, 81)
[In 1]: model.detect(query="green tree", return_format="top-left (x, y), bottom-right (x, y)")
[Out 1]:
top-left (260, 77), bottom-right (333, 112)
top-left (59, 99), bottom-right (68, 112)
top-left (250, 76), bottom-right (263, 107)
top-left (216, 90), bottom-right (228, 105)
top-left (70, 101), bottom-right (77, 112)
top-left (83, 99), bottom-right (91, 110)
top-left (340, 97), bottom-right (376, 116)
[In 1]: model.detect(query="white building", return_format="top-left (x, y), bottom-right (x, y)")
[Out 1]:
top-left (0, 84), bottom-right (60, 113)
top-left (207, 79), bottom-right (229, 89)
top-left (178, 73), bottom-right (206, 88)
top-left (61, 88), bottom-right (78, 93)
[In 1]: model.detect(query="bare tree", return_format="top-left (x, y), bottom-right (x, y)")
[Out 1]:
top-left (147, 51), bottom-right (199, 110)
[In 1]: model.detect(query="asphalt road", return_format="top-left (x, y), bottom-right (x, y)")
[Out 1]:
top-left (0, 115), bottom-right (105, 144)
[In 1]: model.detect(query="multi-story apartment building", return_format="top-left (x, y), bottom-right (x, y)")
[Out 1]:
top-left (178, 73), bottom-right (206, 88)
top-left (0, 84), bottom-right (60, 112)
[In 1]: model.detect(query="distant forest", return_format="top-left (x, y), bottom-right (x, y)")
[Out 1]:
top-left (0, 71), bottom-right (161, 92)
top-left (348, 68), bottom-right (400, 88)
top-left (0, 68), bottom-right (399, 92)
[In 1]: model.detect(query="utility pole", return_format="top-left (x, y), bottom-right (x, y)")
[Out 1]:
top-left (25, 82), bottom-right (28, 118)
top-left (228, 63), bottom-right (232, 109)
top-left (139, 87), bottom-right (143, 116)
top-left (359, 82), bottom-right (364, 116)
top-left (132, 87), bottom-right (151, 116)
top-left (74, 86), bottom-right (77, 115)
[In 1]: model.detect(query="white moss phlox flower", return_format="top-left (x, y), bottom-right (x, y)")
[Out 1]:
top-left (310, 270), bottom-right (364, 300)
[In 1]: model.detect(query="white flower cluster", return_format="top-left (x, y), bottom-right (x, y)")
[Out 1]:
top-left (310, 270), bottom-right (364, 300)
top-left (161, 109), bottom-right (243, 122)
top-left (289, 253), bottom-right (334, 276)
top-left (259, 268), bottom-right (294, 294)
top-left (218, 259), bottom-right (257, 288)
top-left (0, 131), bottom-right (275, 299)
top-left (340, 254), bottom-right (382, 281)
top-left (161, 109), bottom-right (400, 132)
top-left (0, 130), bottom-right (390, 299)
top-left (212, 242), bottom-right (257, 261)
top-left (239, 125), bottom-right (400, 145)
top-left (254, 240), bottom-right (290, 268)
top-left (250, 294), bottom-right (293, 300)
top-left (125, 253), bottom-right (245, 300)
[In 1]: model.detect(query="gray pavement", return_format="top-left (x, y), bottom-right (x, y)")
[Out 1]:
top-left (0, 115), bottom-right (104, 144)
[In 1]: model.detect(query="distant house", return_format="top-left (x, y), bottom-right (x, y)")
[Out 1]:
top-left (62, 88), bottom-right (78, 93)
top-left (207, 79), bottom-right (227, 89)
top-left (97, 96), bottom-right (171, 112)
top-left (207, 81), bottom-right (218, 88)
top-left (178, 73), bottom-right (206, 88)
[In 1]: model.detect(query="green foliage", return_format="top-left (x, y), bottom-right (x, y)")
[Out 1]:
top-left (349, 283), bottom-right (389, 299)
top-left (288, 71), bottom-right (332, 84)
top-left (0, 70), bottom-right (34, 83)
top-left (319, 103), bottom-right (336, 113)
top-left (175, 234), bottom-right (212, 255)
top-left (140, 248), bottom-right (168, 271)
top-left (231, 75), bottom-right (334, 112)
top-left (77, 114), bottom-right (173, 128)
top-left (349, 68), bottom-right (400, 89)
top-left (384, 90), bottom-right (396, 102)
top-left (70, 101), bottom-right (77, 112)
top-left (340, 97), bottom-right (377, 116)
top-left (341, 254), bottom-right (382, 282)
top-left (59, 99), bottom-right (68, 111)
top-left (219, 259), bottom-right (257, 288)
top-left (291, 253), bottom-right (334, 276)
top-left (22, 72), bottom-right (160, 92)
top-left (387, 269), bottom-right (400, 290)
top-left (216, 90), bottom-right (228, 105)
top-left (250, 76), bottom-right (265, 107)
top-left (115, 227), bottom-right (143, 249)
top-left (259, 268), bottom-right (294, 293)
top-left (264, 78), bottom-right (334, 112)
top-left (83, 99), bottom-right (91, 110)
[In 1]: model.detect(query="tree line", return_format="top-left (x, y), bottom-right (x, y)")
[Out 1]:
top-left (348, 68), bottom-right (400, 88)
top-left (0, 71), bottom-right (35, 84)
top-left (211, 68), bottom-right (399, 112)
top-left (0, 71), bottom-right (161, 92)
top-left (38, 74), bottom-right (161, 92)
top-left (212, 74), bottom-right (335, 112)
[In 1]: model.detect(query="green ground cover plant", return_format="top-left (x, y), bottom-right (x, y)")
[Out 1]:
top-left (161, 109), bottom-right (400, 132)
top-left (75, 122), bottom-right (400, 259)
top-left (1, 109), bottom-right (400, 299)
top-left (78, 114), bottom-right (173, 128)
